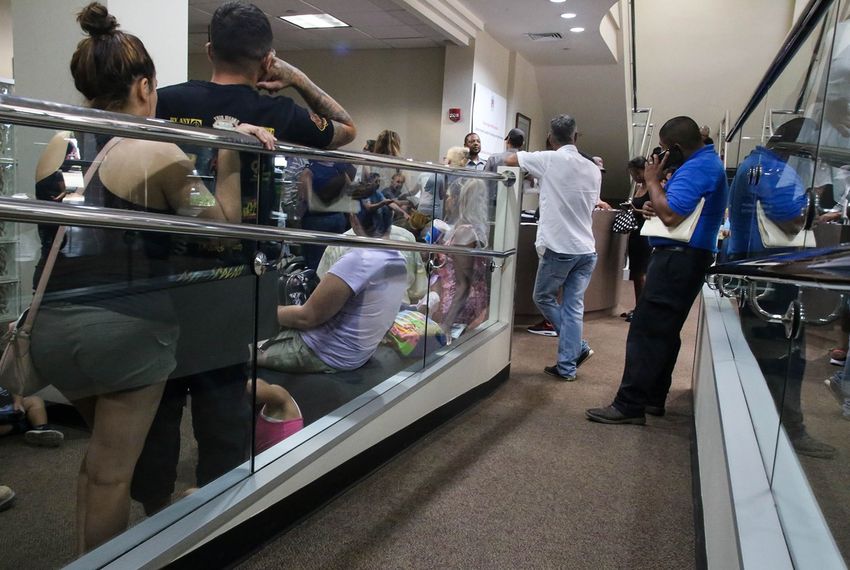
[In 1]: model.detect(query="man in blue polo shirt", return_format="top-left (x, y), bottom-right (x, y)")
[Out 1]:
top-left (587, 116), bottom-right (728, 424)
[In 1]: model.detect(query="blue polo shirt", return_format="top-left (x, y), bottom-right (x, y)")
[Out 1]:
top-left (650, 144), bottom-right (728, 252)
top-left (726, 146), bottom-right (807, 258)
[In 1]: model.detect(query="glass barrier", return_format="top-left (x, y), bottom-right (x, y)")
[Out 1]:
top-left (0, 109), bottom-right (516, 567)
top-left (719, 0), bottom-right (850, 564)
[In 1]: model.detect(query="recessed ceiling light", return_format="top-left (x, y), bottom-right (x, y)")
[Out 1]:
top-left (570, 27), bottom-right (585, 33)
top-left (279, 13), bottom-right (349, 29)
top-left (550, 0), bottom-right (567, 3)
top-left (560, 12), bottom-right (577, 19)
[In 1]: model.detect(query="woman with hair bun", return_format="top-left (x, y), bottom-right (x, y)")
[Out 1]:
top-left (27, 2), bottom-right (272, 553)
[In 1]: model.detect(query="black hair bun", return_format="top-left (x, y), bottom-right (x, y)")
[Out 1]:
top-left (77, 2), bottom-right (119, 37)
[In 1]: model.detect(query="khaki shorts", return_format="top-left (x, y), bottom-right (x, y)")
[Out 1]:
top-left (256, 329), bottom-right (335, 374)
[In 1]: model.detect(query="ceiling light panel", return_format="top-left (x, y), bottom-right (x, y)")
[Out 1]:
top-left (569, 27), bottom-right (585, 33)
top-left (560, 13), bottom-right (576, 19)
top-left (280, 13), bottom-right (350, 29)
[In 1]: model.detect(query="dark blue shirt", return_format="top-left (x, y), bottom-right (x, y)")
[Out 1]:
top-left (725, 146), bottom-right (806, 258)
top-left (650, 145), bottom-right (729, 252)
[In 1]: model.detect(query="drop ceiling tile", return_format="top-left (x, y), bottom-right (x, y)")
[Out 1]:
top-left (382, 38), bottom-right (440, 48)
top-left (307, 28), bottom-right (376, 40)
top-left (329, 10), bottom-right (407, 28)
top-left (250, 0), bottom-right (316, 14)
top-left (368, 0), bottom-right (404, 9)
top-left (387, 9), bottom-right (426, 26)
top-left (356, 25), bottom-right (422, 39)
top-left (303, 0), bottom-right (382, 12)
top-left (293, 38), bottom-right (390, 50)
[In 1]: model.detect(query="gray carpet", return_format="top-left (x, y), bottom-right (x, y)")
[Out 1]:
top-left (239, 297), bottom-right (699, 570)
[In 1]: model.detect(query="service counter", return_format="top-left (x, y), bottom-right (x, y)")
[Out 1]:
top-left (513, 209), bottom-right (628, 325)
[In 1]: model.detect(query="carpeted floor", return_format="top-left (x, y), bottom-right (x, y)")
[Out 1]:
top-left (0, 291), bottom-right (699, 569)
top-left (238, 294), bottom-right (699, 570)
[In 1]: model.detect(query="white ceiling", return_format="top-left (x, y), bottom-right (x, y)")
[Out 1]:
top-left (188, 0), bottom-right (622, 65)
top-left (461, 0), bottom-right (622, 66)
top-left (187, 0), bottom-right (448, 53)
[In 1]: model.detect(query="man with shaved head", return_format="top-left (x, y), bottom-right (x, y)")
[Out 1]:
top-left (587, 116), bottom-right (728, 425)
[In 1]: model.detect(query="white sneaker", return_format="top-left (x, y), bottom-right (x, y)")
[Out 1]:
top-left (0, 485), bottom-right (15, 511)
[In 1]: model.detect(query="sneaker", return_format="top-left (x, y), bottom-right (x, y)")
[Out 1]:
top-left (543, 365), bottom-right (576, 381)
top-left (527, 320), bottom-right (557, 337)
top-left (585, 405), bottom-right (646, 425)
top-left (576, 347), bottom-right (594, 368)
top-left (824, 377), bottom-right (850, 420)
top-left (24, 425), bottom-right (64, 447)
top-left (791, 433), bottom-right (836, 459)
top-left (0, 485), bottom-right (15, 512)
top-left (830, 347), bottom-right (847, 366)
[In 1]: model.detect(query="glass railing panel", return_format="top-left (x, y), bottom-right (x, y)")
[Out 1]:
top-left (725, 0), bottom-right (837, 261)
top-left (0, 120), bottom-right (266, 566)
top-left (422, 248), bottom-right (495, 362)
top-left (250, 160), bottom-right (514, 471)
top-left (252, 237), bottom-right (429, 471)
top-left (808, 1), bottom-right (850, 248)
top-left (0, 92), bottom-right (518, 565)
top-left (0, 222), bottom-right (261, 569)
top-left (771, 282), bottom-right (849, 565)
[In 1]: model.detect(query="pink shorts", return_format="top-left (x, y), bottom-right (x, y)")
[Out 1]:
top-left (254, 405), bottom-right (304, 454)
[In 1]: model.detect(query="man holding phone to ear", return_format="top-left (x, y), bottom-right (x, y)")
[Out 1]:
top-left (587, 116), bottom-right (727, 424)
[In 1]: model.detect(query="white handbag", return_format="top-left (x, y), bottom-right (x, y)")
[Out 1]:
top-left (756, 200), bottom-right (814, 247)
top-left (640, 197), bottom-right (705, 243)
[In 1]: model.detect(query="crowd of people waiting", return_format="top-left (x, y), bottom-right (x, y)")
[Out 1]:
top-left (0, 0), bottom-right (498, 552)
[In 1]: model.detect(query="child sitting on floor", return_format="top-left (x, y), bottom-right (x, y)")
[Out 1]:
top-left (252, 379), bottom-right (303, 454)
top-left (0, 386), bottom-right (64, 447)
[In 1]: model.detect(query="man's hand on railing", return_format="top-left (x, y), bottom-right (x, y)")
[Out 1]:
top-left (235, 123), bottom-right (275, 150)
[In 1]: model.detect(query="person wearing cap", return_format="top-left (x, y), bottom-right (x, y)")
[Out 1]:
top-left (485, 128), bottom-right (525, 172)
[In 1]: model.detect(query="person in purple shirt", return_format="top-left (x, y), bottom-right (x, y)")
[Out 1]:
top-left (259, 196), bottom-right (408, 373)
top-left (587, 116), bottom-right (728, 424)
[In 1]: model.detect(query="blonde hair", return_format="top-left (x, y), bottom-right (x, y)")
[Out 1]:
top-left (444, 146), bottom-right (469, 168)
top-left (445, 178), bottom-right (489, 248)
top-left (374, 130), bottom-right (402, 157)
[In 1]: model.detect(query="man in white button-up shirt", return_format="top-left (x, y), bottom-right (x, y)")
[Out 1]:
top-left (506, 115), bottom-right (601, 380)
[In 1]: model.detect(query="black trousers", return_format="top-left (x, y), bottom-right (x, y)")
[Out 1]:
top-left (130, 364), bottom-right (251, 509)
top-left (614, 247), bottom-right (714, 415)
top-left (738, 285), bottom-right (806, 438)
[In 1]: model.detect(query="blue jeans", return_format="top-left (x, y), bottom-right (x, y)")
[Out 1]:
top-left (533, 249), bottom-right (597, 377)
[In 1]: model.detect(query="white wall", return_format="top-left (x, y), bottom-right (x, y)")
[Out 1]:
top-left (0, 0), bottom-right (12, 80)
top-left (438, 42), bottom-right (475, 157)
top-left (537, 63), bottom-right (631, 200)
top-left (191, 49), bottom-right (446, 162)
top-left (507, 52), bottom-right (546, 152)
top-left (636, 0), bottom-right (796, 146)
top-left (439, 29), bottom-right (547, 158)
top-left (107, 0), bottom-right (187, 88)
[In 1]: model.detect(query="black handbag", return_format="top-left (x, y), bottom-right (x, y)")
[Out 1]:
top-left (612, 208), bottom-right (639, 234)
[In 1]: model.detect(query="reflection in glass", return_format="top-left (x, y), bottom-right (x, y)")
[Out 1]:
top-left (726, 119), bottom-right (810, 259)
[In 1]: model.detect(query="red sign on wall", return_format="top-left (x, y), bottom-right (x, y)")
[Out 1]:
top-left (448, 108), bottom-right (462, 122)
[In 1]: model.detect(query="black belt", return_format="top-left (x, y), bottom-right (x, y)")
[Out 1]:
top-left (652, 245), bottom-right (713, 255)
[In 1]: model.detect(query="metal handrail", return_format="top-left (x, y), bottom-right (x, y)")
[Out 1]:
top-left (0, 197), bottom-right (514, 259)
top-left (0, 95), bottom-right (506, 181)
top-left (726, 0), bottom-right (835, 142)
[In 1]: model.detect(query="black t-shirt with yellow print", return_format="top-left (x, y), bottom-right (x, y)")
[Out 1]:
top-left (156, 80), bottom-right (335, 228)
